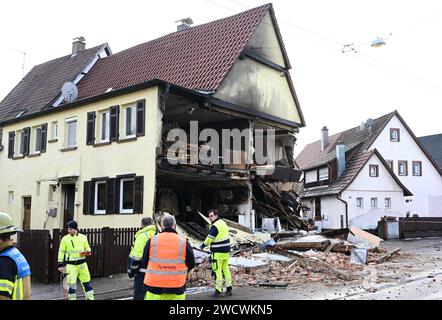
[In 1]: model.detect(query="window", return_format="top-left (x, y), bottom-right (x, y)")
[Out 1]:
top-left (99, 111), bottom-right (110, 142)
top-left (32, 126), bottom-right (43, 153)
top-left (318, 167), bottom-right (329, 181)
top-left (385, 198), bottom-right (391, 209)
top-left (120, 178), bottom-right (134, 213)
top-left (371, 198), bottom-right (378, 208)
top-left (94, 181), bottom-right (107, 214)
top-left (8, 191), bottom-right (14, 204)
top-left (398, 160), bottom-right (408, 176)
top-left (386, 160), bottom-right (393, 171)
top-left (412, 161), bottom-right (422, 176)
top-left (356, 197), bottom-right (363, 208)
top-left (305, 170), bottom-right (318, 184)
top-left (124, 106), bottom-right (137, 137)
top-left (16, 130), bottom-right (25, 155)
top-left (369, 164), bottom-right (379, 177)
top-left (51, 121), bottom-right (58, 140)
top-left (65, 117), bottom-right (77, 147)
top-left (390, 128), bottom-right (400, 142)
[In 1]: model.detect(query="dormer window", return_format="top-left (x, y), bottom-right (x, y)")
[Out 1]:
top-left (390, 128), bottom-right (400, 142)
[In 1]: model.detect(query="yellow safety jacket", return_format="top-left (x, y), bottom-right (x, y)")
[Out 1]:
top-left (129, 225), bottom-right (156, 261)
top-left (204, 219), bottom-right (231, 253)
top-left (58, 233), bottom-right (91, 265)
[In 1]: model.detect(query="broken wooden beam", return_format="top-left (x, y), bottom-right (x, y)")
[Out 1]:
top-left (375, 248), bottom-right (401, 264)
top-left (273, 240), bottom-right (331, 251)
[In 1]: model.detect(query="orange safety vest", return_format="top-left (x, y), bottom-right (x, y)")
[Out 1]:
top-left (143, 232), bottom-right (188, 288)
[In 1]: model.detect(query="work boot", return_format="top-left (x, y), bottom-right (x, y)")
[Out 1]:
top-left (226, 286), bottom-right (233, 296)
top-left (212, 289), bottom-right (222, 297)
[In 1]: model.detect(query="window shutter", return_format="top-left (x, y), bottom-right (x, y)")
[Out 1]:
top-left (136, 99), bottom-right (145, 137)
top-left (115, 178), bottom-right (121, 214)
top-left (8, 131), bottom-right (15, 158)
top-left (109, 106), bottom-right (119, 141)
top-left (22, 127), bottom-right (30, 156)
top-left (133, 176), bottom-right (144, 213)
top-left (83, 181), bottom-right (95, 214)
top-left (40, 123), bottom-right (48, 153)
top-left (106, 178), bottom-right (117, 214)
top-left (83, 181), bottom-right (91, 214)
top-left (86, 111), bottom-right (96, 145)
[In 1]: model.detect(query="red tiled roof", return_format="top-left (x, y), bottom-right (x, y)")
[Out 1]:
top-left (0, 45), bottom-right (106, 123)
top-left (75, 4), bottom-right (271, 101)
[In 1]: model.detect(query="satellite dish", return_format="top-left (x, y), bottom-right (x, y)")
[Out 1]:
top-left (61, 82), bottom-right (78, 102)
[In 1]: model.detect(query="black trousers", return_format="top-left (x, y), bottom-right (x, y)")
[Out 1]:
top-left (133, 272), bottom-right (146, 300)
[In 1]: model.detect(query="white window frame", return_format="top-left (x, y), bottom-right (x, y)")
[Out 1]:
top-left (318, 167), bottom-right (329, 181)
top-left (51, 121), bottom-right (58, 140)
top-left (15, 130), bottom-right (25, 156)
top-left (356, 197), bottom-right (363, 208)
top-left (32, 126), bottom-right (43, 154)
top-left (119, 178), bottom-right (135, 214)
top-left (124, 105), bottom-right (137, 138)
top-left (371, 197), bottom-right (378, 208)
top-left (94, 181), bottom-right (107, 215)
top-left (385, 198), bottom-right (391, 209)
top-left (65, 117), bottom-right (77, 147)
top-left (99, 111), bottom-right (110, 142)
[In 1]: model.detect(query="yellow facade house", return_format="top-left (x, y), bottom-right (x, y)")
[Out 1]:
top-left (0, 4), bottom-right (305, 232)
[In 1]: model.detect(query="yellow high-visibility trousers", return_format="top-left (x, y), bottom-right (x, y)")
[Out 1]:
top-left (211, 252), bottom-right (232, 292)
top-left (145, 291), bottom-right (186, 300)
top-left (66, 263), bottom-right (94, 300)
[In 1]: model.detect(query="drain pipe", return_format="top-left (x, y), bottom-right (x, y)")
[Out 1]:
top-left (336, 193), bottom-right (348, 228)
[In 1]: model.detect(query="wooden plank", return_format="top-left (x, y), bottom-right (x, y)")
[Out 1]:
top-left (273, 240), bottom-right (330, 251)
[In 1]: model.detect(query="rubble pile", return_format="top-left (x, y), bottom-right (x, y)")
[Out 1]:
top-left (188, 224), bottom-right (406, 289)
top-left (252, 177), bottom-right (310, 230)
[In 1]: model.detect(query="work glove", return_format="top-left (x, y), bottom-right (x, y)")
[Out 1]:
top-left (199, 243), bottom-right (206, 250)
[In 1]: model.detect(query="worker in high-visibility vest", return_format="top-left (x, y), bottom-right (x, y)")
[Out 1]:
top-left (200, 209), bottom-right (232, 297)
top-left (128, 217), bottom-right (157, 300)
top-left (57, 221), bottom-right (94, 300)
top-left (0, 212), bottom-right (31, 300)
top-left (140, 213), bottom-right (195, 300)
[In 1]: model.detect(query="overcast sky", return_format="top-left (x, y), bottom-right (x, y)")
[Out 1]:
top-left (1, 0), bottom-right (441, 156)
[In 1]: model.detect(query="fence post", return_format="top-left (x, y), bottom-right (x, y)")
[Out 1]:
top-left (51, 229), bottom-right (61, 283)
top-left (102, 227), bottom-right (113, 276)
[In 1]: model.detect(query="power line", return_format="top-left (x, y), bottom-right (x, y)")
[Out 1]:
top-left (204, 0), bottom-right (442, 96)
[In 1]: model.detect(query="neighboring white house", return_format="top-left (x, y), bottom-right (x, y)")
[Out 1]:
top-left (369, 113), bottom-right (442, 217)
top-left (295, 110), bottom-right (441, 230)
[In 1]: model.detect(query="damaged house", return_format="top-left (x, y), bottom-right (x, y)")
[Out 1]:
top-left (296, 111), bottom-right (442, 230)
top-left (0, 4), bottom-right (306, 231)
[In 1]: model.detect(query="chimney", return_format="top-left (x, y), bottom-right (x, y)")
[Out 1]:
top-left (336, 140), bottom-right (346, 178)
top-left (321, 126), bottom-right (329, 152)
top-left (72, 36), bottom-right (86, 56)
top-left (175, 17), bottom-right (193, 31)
